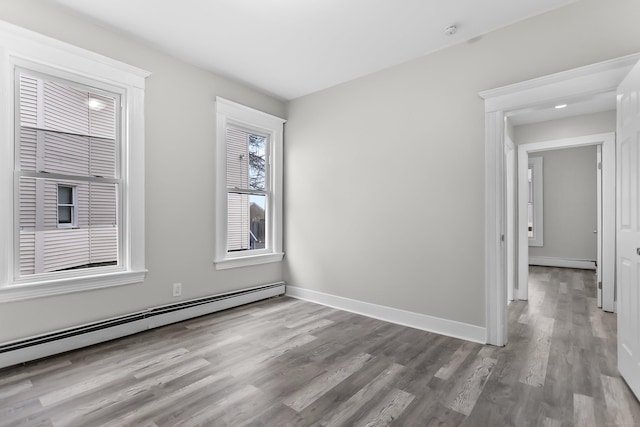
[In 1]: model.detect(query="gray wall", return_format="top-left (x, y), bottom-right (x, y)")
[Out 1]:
top-left (529, 147), bottom-right (598, 260)
top-left (515, 111), bottom-right (617, 145)
top-left (514, 111), bottom-right (616, 261)
top-left (284, 1), bottom-right (640, 328)
top-left (0, 0), bottom-right (286, 342)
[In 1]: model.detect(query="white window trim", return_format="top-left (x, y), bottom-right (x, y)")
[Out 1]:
top-left (215, 97), bottom-right (285, 270)
top-left (0, 20), bottom-right (149, 302)
top-left (528, 156), bottom-right (543, 247)
top-left (56, 184), bottom-right (78, 228)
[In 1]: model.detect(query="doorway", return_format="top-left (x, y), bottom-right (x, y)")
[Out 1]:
top-left (480, 53), bottom-right (640, 347)
top-left (516, 133), bottom-right (615, 311)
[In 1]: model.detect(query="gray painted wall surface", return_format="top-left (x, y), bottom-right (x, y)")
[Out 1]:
top-left (0, 0), bottom-right (285, 342)
top-left (284, 1), bottom-right (640, 328)
top-left (514, 111), bottom-right (616, 145)
top-left (529, 147), bottom-right (598, 261)
top-left (514, 111), bottom-right (616, 262)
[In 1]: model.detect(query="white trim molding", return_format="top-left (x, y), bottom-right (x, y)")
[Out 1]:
top-left (516, 133), bottom-right (615, 305)
top-left (480, 53), bottom-right (639, 346)
top-left (529, 257), bottom-right (596, 270)
top-left (285, 285), bottom-right (486, 344)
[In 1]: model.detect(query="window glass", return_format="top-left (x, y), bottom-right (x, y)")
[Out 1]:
top-left (17, 71), bottom-right (119, 276)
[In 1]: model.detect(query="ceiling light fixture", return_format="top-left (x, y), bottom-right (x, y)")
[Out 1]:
top-left (443, 25), bottom-right (457, 36)
top-left (555, 104), bottom-right (567, 109)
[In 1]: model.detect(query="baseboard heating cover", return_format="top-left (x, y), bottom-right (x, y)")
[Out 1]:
top-left (0, 282), bottom-right (285, 370)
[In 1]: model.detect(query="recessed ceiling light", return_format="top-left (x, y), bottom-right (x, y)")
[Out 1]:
top-left (555, 104), bottom-right (567, 109)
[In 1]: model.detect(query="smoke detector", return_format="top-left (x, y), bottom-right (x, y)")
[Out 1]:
top-left (444, 25), bottom-right (457, 36)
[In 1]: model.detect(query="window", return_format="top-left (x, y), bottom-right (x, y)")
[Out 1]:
top-left (17, 70), bottom-right (120, 274)
top-left (215, 97), bottom-right (285, 269)
top-left (57, 185), bottom-right (77, 228)
top-left (0, 21), bottom-right (149, 301)
top-left (528, 156), bottom-right (543, 247)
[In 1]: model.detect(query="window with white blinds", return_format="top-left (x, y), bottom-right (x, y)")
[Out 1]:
top-left (0, 22), bottom-right (148, 302)
top-left (16, 70), bottom-right (120, 276)
top-left (215, 98), bottom-right (285, 270)
top-left (226, 127), bottom-right (267, 252)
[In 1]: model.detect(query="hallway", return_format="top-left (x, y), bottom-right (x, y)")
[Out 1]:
top-left (481, 266), bottom-right (640, 426)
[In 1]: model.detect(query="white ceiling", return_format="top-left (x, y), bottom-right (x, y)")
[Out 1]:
top-left (508, 91), bottom-right (617, 126)
top-left (53, 0), bottom-right (577, 101)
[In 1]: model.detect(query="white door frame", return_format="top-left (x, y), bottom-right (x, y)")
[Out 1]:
top-left (517, 133), bottom-right (615, 311)
top-left (480, 53), bottom-right (640, 346)
top-left (597, 144), bottom-right (603, 308)
top-left (505, 131), bottom-right (516, 302)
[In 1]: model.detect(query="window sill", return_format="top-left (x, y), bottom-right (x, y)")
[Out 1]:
top-left (0, 269), bottom-right (147, 302)
top-left (214, 252), bottom-right (284, 270)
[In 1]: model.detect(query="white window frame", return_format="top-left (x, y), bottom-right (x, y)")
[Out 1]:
top-left (56, 184), bottom-right (78, 229)
top-left (0, 21), bottom-right (149, 302)
top-left (215, 97), bottom-right (285, 270)
top-left (528, 156), bottom-right (544, 247)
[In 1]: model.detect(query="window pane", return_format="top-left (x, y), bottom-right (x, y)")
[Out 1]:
top-left (18, 72), bottom-right (117, 179)
top-left (528, 165), bottom-right (534, 238)
top-left (18, 176), bottom-right (119, 276)
top-left (90, 182), bottom-right (118, 226)
top-left (225, 127), bottom-right (266, 191)
top-left (58, 186), bottom-right (73, 204)
top-left (58, 206), bottom-right (72, 223)
top-left (227, 193), bottom-right (267, 252)
top-left (226, 127), bottom-right (248, 189)
top-left (250, 194), bottom-right (266, 249)
top-left (249, 134), bottom-right (266, 190)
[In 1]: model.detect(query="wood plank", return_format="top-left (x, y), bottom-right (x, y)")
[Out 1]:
top-left (352, 388), bottom-right (414, 427)
top-left (435, 341), bottom-right (478, 380)
top-left (444, 349), bottom-right (497, 416)
top-left (320, 362), bottom-right (404, 427)
top-left (519, 316), bottom-right (554, 387)
top-left (573, 393), bottom-right (597, 427)
top-left (284, 352), bottom-right (372, 412)
top-left (601, 374), bottom-right (638, 426)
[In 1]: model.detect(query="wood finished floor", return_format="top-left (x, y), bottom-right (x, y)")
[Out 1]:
top-left (1, 266), bottom-right (639, 426)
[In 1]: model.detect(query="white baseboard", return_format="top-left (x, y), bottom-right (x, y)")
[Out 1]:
top-left (529, 256), bottom-right (596, 270)
top-left (285, 285), bottom-right (486, 344)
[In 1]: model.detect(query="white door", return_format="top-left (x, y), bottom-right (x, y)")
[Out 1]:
top-left (597, 145), bottom-right (602, 308)
top-left (617, 60), bottom-right (640, 398)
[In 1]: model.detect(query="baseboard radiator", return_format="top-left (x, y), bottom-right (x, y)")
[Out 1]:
top-left (0, 282), bottom-right (285, 370)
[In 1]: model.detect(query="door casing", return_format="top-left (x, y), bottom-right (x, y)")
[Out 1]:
top-left (516, 134), bottom-right (615, 311)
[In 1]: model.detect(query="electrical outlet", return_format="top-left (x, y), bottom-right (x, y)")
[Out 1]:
top-left (172, 283), bottom-right (182, 297)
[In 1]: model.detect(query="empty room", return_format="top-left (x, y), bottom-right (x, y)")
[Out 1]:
top-left (2, 0), bottom-right (640, 425)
